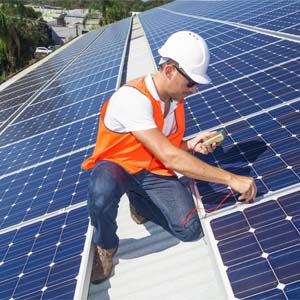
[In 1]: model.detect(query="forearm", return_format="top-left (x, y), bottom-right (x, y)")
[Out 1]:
top-left (133, 127), bottom-right (256, 200)
top-left (165, 149), bottom-right (234, 186)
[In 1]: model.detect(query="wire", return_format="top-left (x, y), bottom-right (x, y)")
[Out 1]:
top-left (180, 139), bottom-right (234, 226)
top-left (180, 187), bottom-right (234, 226)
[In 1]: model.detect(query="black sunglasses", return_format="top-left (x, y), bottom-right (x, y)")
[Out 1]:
top-left (172, 65), bottom-right (198, 88)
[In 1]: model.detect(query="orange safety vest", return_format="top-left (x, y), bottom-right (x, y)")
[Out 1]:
top-left (81, 77), bottom-right (185, 176)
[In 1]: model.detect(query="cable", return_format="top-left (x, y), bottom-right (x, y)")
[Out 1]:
top-left (180, 139), bottom-right (234, 226)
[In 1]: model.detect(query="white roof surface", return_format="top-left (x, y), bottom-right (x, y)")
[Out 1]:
top-left (88, 194), bottom-right (226, 300)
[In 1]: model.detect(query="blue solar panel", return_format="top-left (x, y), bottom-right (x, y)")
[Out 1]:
top-left (0, 149), bottom-right (92, 230)
top-left (194, 101), bottom-right (300, 211)
top-left (209, 190), bottom-right (300, 299)
top-left (0, 20), bottom-right (130, 151)
top-left (161, 0), bottom-right (300, 36)
top-left (184, 59), bottom-right (300, 136)
top-left (140, 10), bottom-right (300, 111)
top-left (0, 89), bottom-right (113, 145)
top-left (0, 206), bottom-right (89, 300)
top-left (0, 28), bottom-right (106, 124)
top-left (0, 16), bottom-right (131, 298)
top-left (0, 115), bottom-right (98, 176)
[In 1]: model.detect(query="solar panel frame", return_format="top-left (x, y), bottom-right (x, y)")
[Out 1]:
top-left (202, 188), bottom-right (300, 300)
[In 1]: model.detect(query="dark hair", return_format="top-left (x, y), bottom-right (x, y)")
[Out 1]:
top-left (159, 58), bottom-right (177, 70)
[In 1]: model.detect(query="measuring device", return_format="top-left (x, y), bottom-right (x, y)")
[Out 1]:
top-left (199, 129), bottom-right (227, 146)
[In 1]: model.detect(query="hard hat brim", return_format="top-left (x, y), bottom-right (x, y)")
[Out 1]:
top-left (190, 73), bottom-right (211, 85)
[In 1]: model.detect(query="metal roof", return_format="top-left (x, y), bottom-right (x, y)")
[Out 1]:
top-left (88, 195), bottom-right (226, 300)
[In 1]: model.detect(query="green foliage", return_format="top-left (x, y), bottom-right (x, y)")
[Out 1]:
top-left (101, 0), bottom-right (130, 25)
top-left (0, 0), bottom-right (52, 79)
top-left (0, 40), bottom-right (9, 77)
top-left (86, 0), bottom-right (173, 26)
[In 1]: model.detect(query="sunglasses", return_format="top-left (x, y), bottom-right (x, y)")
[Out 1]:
top-left (172, 65), bottom-right (198, 88)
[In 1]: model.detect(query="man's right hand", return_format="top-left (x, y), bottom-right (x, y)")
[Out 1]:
top-left (230, 175), bottom-right (257, 202)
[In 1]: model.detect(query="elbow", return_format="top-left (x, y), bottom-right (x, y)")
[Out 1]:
top-left (161, 153), bottom-right (182, 172)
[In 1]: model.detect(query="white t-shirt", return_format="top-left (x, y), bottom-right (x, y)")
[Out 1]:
top-left (104, 74), bottom-right (179, 136)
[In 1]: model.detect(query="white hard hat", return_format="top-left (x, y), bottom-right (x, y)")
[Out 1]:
top-left (158, 31), bottom-right (211, 84)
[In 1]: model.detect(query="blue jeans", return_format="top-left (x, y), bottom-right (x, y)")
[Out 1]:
top-left (87, 160), bottom-right (203, 249)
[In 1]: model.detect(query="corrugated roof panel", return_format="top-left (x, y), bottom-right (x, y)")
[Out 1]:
top-left (88, 195), bottom-right (226, 300)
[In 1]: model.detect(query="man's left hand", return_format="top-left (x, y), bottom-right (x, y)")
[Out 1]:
top-left (188, 131), bottom-right (220, 155)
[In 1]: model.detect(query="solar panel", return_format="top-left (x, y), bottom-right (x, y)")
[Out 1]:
top-left (0, 114), bottom-right (98, 176)
top-left (205, 189), bottom-right (300, 299)
top-left (139, 3), bottom-right (300, 299)
top-left (1, 1), bottom-right (299, 298)
top-left (0, 28), bottom-right (106, 125)
top-left (140, 11), bottom-right (300, 104)
top-left (184, 60), bottom-right (300, 136)
top-left (0, 17), bottom-right (131, 298)
top-left (0, 149), bottom-right (92, 230)
top-left (195, 102), bottom-right (300, 211)
top-left (0, 206), bottom-right (90, 300)
top-left (161, 0), bottom-right (300, 36)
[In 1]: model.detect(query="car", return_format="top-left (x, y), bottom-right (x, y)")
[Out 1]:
top-left (47, 45), bottom-right (59, 51)
top-left (34, 47), bottom-right (53, 55)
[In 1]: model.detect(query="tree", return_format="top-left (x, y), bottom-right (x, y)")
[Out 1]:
top-left (102, 0), bottom-right (129, 25)
top-left (0, 10), bottom-right (21, 71)
top-left (0, 1), bottom-right (51, 78)
top-left (0, 39), bottom-right (9, 80)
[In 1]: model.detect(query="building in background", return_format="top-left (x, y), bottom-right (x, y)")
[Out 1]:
top-left (30, 5), bottom-right (101, 45)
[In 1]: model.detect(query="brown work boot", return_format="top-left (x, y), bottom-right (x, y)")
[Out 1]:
top-left (91, 245), bottom-right (118, 284)
top-left (129, 203), bottom-right (148, 224)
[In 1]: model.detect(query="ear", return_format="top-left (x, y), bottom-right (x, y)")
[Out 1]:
top-left (163, 64), bottom-right (175, 80)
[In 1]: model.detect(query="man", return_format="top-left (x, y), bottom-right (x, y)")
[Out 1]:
top-left (82, 31), bottom-right (257, 284)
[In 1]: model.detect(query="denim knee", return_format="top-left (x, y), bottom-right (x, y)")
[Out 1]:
top-left (88, 180), bottom-right (114, 214)
top-left (174, 219), bottom-right (203, 242)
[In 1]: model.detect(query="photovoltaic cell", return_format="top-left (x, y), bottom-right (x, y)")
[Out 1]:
top-left (209, 190), bottom-right (300, 299)
top-left (195, 101), bottom-right (300, 211)
top-left (161, 0), bottom-right (300, 36)
top-left (0, 206), bottom-right (89, 300)
top-left (0, 149), bottom-right (92, 230)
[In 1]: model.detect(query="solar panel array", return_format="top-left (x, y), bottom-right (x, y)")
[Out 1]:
top-left (1, 0), bottom-right (300, 298)
top-left (209, 191), bottom-right (300, 299)
top-left (139, 1), bottom-right (300, 299)
top-left (0, 29), bottom-right (105, 128)
top-left (163, 0), bottom-right (300, 36)
top-left (0, 17), bottom-right (131, 299)
top-left (0, 206), bottom-right (89, 300)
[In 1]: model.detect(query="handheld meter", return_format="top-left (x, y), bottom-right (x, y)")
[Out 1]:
top-left (200, 129), bottom-right (227, 146)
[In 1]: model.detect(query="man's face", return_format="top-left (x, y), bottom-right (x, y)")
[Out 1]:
top-left (169, 65), bottom-right (199, 100)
